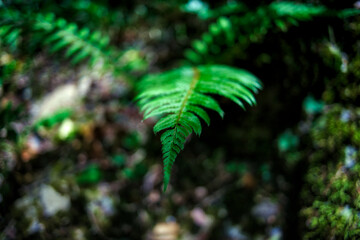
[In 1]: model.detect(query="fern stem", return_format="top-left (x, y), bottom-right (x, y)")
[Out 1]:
top-left (176, 67), bottom-right (200, 123)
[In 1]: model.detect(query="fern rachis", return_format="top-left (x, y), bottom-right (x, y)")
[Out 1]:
top-left (137, 65), bottom-right (262, 191)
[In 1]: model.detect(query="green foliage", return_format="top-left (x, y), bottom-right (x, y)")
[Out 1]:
top-left (0, 22), bottom-right (21, 52)
top-left (33, 109), bottom-right (73, 131)
top-left (0, 8), bottom-right (141, 73)
top-left (0, 9), bottom-right (22, 52)
top-left (277, 129), bottom-right (299, 153)
top-left (185, 1), bottom-right (360, 64)
top-left (111, 154), bottom-right (126, 167)
top-left (137, 65), bottom-right (261, 191)
top-left (185, 16), bottom-right (234, 63)
top-left (303, 95), bottom-right (324, 115)
top-left (271, 1), bottom-right (326, 20)
top-left (76, 164), bottom-right (102, 185)
top-left (0, 9), bottom-right (109, 62)
top-left (225, 161), bottom-right (247, 175)
top-left (34, 13), bottom-right (111, 66)
top-left (122, 163), bottom-right (147, 180)
top-left (60, 0), bottom-right (125, 30)
top-left (0, 53), bottom-right (18, 86)
top-left (122, 132), bottom-right (142, 150)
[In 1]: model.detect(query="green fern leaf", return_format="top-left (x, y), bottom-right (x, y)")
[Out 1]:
top-left (137, 65), bottom-right (261, 191)
top-left (185, 2), bottom-right (358, 64)
top-left (33, 14), bottom-right (111, 67)
top-left (270, 1), bottom-right (326, 20)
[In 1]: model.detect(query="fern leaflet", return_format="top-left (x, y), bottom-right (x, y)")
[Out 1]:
top-left (0, 9), bottom-right (23, 52)
top-left (137, 65), bottom-right (261, 191)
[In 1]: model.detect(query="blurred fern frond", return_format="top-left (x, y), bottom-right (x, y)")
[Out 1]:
top-left (33, 13), bottom-right (112, 66)
top-left (185, 1), bottom-right (360, 64)
top-left (185, 16), bottom-right (234, 63)
top-left (0, 9), bottom-right (123, 70)
top-left (136, 65), bottom-right (262, 191)
top-left (271, 1), bottom-right (326, 20)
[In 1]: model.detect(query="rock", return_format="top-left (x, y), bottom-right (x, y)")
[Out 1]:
top-left (226, 225), bottom-right (248, 240)
top-left (0, 142), bottom-right (16, 170)
top-left (355, 1), bottom-right (360, 9)
top-left (194, 186), bottom-right (208, 200)
top-left (87, 195), bottom-right (115, 217)
top-left (190, 207), bottom-right (212, 228)
top-left (28, 219), bottom-right (44, 234)
top-left (251, 199), bottom-right (279, 223)
top-left (33, 84), bottom-right (79, 121)
top-left (340, 205), bottom-right (352, 220)
top-left (72, 227), bottom-right (87, 240)
top-left (344, 146), bottom-right (357, 169)
top-left (340, 109), bottom-right (351, 122)
top-left (269, 227), bottom-right (282, 240)
top-left (152, 222), bottom-right (180, 240)
top-left (14, 195), bottom-right (44, 234)
top-left (84, 185), bottom-right (118, 229)
top-left (39, 184), bottom-right (71, 217)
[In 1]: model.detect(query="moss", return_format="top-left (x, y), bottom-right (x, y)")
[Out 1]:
top-left (299, 45), bottom-right (360, 236)
top-left (301, 104), bottom-right (360, 239)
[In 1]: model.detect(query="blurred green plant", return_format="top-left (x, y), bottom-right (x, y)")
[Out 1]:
top-left (34, 13), bottom-right (111, 66)
top-left (0, 7), bottom-right (146, 75)
top-left (185, 1), bottom-right (360, 64)
top-left (33, 109), bottom-right (73, 131)
top-left (76, 164), bottom-right (102, 185)
top-left (278, 130), bottom-right (299, 153)
top-left (121, 163), bottom-right (147, 180)
top-left (303, 96), bottom-right (324, 115)
top-left (111, 154), bottom-right (126, 167)
top-left (225, 161), bottom-right (247, 175)
top-left (0, 53), bottom-right (18, 87)
top-left (122, 132), bottom-right (142, 150)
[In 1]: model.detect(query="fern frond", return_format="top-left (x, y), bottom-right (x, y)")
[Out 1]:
top-left (185, 2), bottom-right (359, 64)
top-left (0, 9), bottom-right (115, 67)
top-left (185, 16), bottom-right (234, 63)
top-left (33, 13), bottom-right (111, 66)
top-left (137, 65), bottom-right (261, 191)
